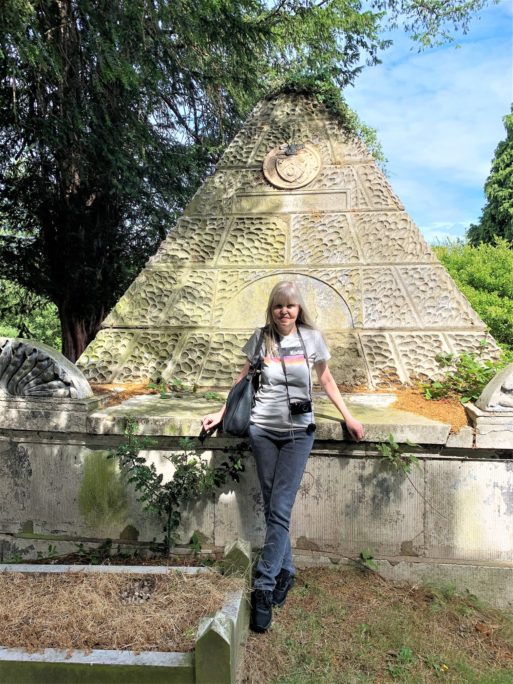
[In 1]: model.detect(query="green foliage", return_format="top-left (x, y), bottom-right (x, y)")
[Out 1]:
top-left (36, 544), bottom-right (58, 560)
top-left (359, 548), bottom-right (378, 572)
top-left (387, 646), bottom-right (415, 678)
top-left (0, 279), bottom-right (61, 349)
top-left (272, 74), bottom-right (385, 163)
top-left (468, 106), bottom-right (513, 244)
top-left (434, 239), bottom-right (513, 349)
top-left (376, 433), bottom-right (419, 475)
top-left (422, 346), bottom-right (513, 404)
top-left (73, 539), bottom-right (113, 565)
top-left (0, 0), bottom-right (494, 360)
top-left (109, 417), bottom-right (247, 554)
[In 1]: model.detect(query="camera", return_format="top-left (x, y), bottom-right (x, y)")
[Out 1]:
top-left (289, 400), bottom-right (312, 415)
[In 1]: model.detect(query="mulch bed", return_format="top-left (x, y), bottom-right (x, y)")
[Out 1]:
top-left (0, 570), bottom-right (243, 653)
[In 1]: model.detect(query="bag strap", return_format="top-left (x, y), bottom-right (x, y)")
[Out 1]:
top-left (249, 327), bottom-right (266, 372)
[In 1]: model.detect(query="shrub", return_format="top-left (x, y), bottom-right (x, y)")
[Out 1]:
top-left (434, 239), bottom-right (513, 350)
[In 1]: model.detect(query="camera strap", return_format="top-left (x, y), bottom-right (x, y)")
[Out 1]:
top-left (276, 325), bottom-right (313, 413)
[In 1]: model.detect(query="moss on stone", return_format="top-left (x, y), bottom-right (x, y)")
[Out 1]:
top-left (79, 451), bottom-right (128, 531)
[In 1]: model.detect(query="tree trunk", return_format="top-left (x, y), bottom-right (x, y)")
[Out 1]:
top-left (59, 306), bottom-right (105, 362)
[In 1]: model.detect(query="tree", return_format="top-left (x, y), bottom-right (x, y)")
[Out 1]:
top-left (0, 0), bottom-right (493, 361)
top-left (0, 279), bottom-right (61, 348)
top-left (467, 105), bottom-right (513, 245)
top-left (434, 239), bottom-right (513, 349)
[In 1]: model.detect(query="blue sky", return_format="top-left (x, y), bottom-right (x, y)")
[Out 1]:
top-left (344, 1), bottom-right (513, 245)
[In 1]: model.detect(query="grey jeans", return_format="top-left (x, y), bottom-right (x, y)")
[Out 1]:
top-left (249, 424), bottom-right (314, 591)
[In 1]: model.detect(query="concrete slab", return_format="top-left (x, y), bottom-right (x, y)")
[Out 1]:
top-left (0, 395), bottom-right (109, 432)
top-left (0, 648), bottom-right (194, 684)
top-left (292, 552), bottom-right (513, 610)
top-left (375, 557), bottom-right (513, 610)
top-left (87, 394), bottom-right (452, 445)
top-left (466, 403), bottom-right (513, 450)
top-left (424, 459), bottom-right (513, 562)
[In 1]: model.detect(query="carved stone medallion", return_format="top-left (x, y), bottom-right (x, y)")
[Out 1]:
top-left (263, 144), bottom-right (321, 189)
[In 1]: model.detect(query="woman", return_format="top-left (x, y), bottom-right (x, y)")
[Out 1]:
top-left (202, 281), bottom-right (364, 632)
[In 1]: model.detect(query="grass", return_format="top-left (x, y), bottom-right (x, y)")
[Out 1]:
top-left (241, 566), bottom-right (513, 683)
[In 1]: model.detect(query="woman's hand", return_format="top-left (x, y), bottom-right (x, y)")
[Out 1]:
top-left (345, 416), bottom-right (365, 442)
top-left (201, 410), bottom-right (224, 431)
top-left (315, 362), bottom-right (365, 442)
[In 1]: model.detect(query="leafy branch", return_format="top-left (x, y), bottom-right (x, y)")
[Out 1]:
top-left (422, 345), bottom-right (513, 405)
top-left (376, 434), bottom-right (448, 520)
top-left (109, 417), bottom-right (247, 554)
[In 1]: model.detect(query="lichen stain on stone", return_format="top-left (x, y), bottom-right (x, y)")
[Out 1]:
top-left (497, 483), bottom-right (513, 515)
top-left (400, 540), bottom-right (419, 557)
top-left (79, 451), bottom-right (128, 530)
top-left (367, 472), bottom-right (403, 516)
top-left (20, 520), bottom-right (34, 534)
top-left (0, 442), bottom-right (32, 480)
top-left (296, 535), bottom-right (321, 551)
top-left (120, 524), bottom-right (139, 541)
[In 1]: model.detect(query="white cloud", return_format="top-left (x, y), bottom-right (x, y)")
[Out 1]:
top-left (345, 2), bottom-right (513, 239)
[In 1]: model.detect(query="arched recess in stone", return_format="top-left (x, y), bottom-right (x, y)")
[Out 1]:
top-left (0, 338), bottom-right (93, 399)
top-left (218, 273), bottom-right (354, 330)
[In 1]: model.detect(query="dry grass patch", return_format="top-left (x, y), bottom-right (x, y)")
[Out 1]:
top-left (241, 566), bottom-right (513, 683)
top-left (0, 571), bottom-right (243, 653)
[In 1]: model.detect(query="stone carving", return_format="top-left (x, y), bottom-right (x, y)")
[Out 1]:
top-left (267, 94), bottom-right (325, 123)
top-left (0, 338), bottom-right (93, 398)
top-left (291, 214), bottom-right (360, 264)
top-left (316, 268), bottom-right (362, 327)
top-left (399, 266), bottom-right (482, 327)
top-left (218, 216), bottom-right (287, 264)
top-left (199, 333), bottom-right (249, 385)
top-left (355, 166), bottom-right (403, 210)
top-left (256, 124), bottom-right (330, 165)
top-left (116, 332), bottom-right (182, 382)
top-left (78, 91), bottom-right (498, 389)
top-left (307, 166), bottom-right (369, 208)
top-left (218, 123), bottom-right (268, 168)
top-left (354, 213), bottom-right (434, 263)
top-left (77, 330), bottom-right (136, 383)
top-left (476, 363), bottom-right (513, 411)
top-left (168, 333), bottom-right (211, 384)
top-left (325, 121), bottom-right (373, 162)
top-left (394, 333), bottom-right (449, 380)
top-left (213, 269), bottom-right (267, 324)
top-left (263, 143), bottom-right (322, 189)
top-left (362, 268), bottom-right (417, 327)
top-left (148, 217), bottom-right (226, 265)
top-left (166, 271), bottom-right (216, 327)
top-left (104, 271), bottom-right (179, 327)
top-left (360, 334), bottom-right (403, 386)
top-left (446, 333), bottom-right (500, 360)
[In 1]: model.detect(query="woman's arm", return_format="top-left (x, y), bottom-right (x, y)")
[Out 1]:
top-left (315, 361), bottom-right (365, 441)
top-left (201, 360), bottom-right (251, 431)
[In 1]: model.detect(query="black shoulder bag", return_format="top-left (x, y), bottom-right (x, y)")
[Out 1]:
top-left (222, 328), bottom-right (265, 437)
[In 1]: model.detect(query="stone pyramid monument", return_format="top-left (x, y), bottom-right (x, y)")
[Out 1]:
top-left (78, 91), bottom-right (495, 389)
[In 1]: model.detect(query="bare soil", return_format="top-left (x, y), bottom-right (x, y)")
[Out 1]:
top-left (0, 571), bottom-right (243, 653)
top-left (392, 388), bottom-right (469, 433)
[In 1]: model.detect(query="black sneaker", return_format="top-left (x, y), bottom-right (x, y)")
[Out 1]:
top-left (272, 569), bottom-right (295, 607)
top-left (250, 589), bottom-right (273, 633)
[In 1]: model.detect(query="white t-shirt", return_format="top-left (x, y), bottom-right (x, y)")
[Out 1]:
top-left (242, 326), bottom-right (330, 432)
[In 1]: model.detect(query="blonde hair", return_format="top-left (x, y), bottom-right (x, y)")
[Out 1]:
top-left (263, 280), bottom-right (316, 354)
